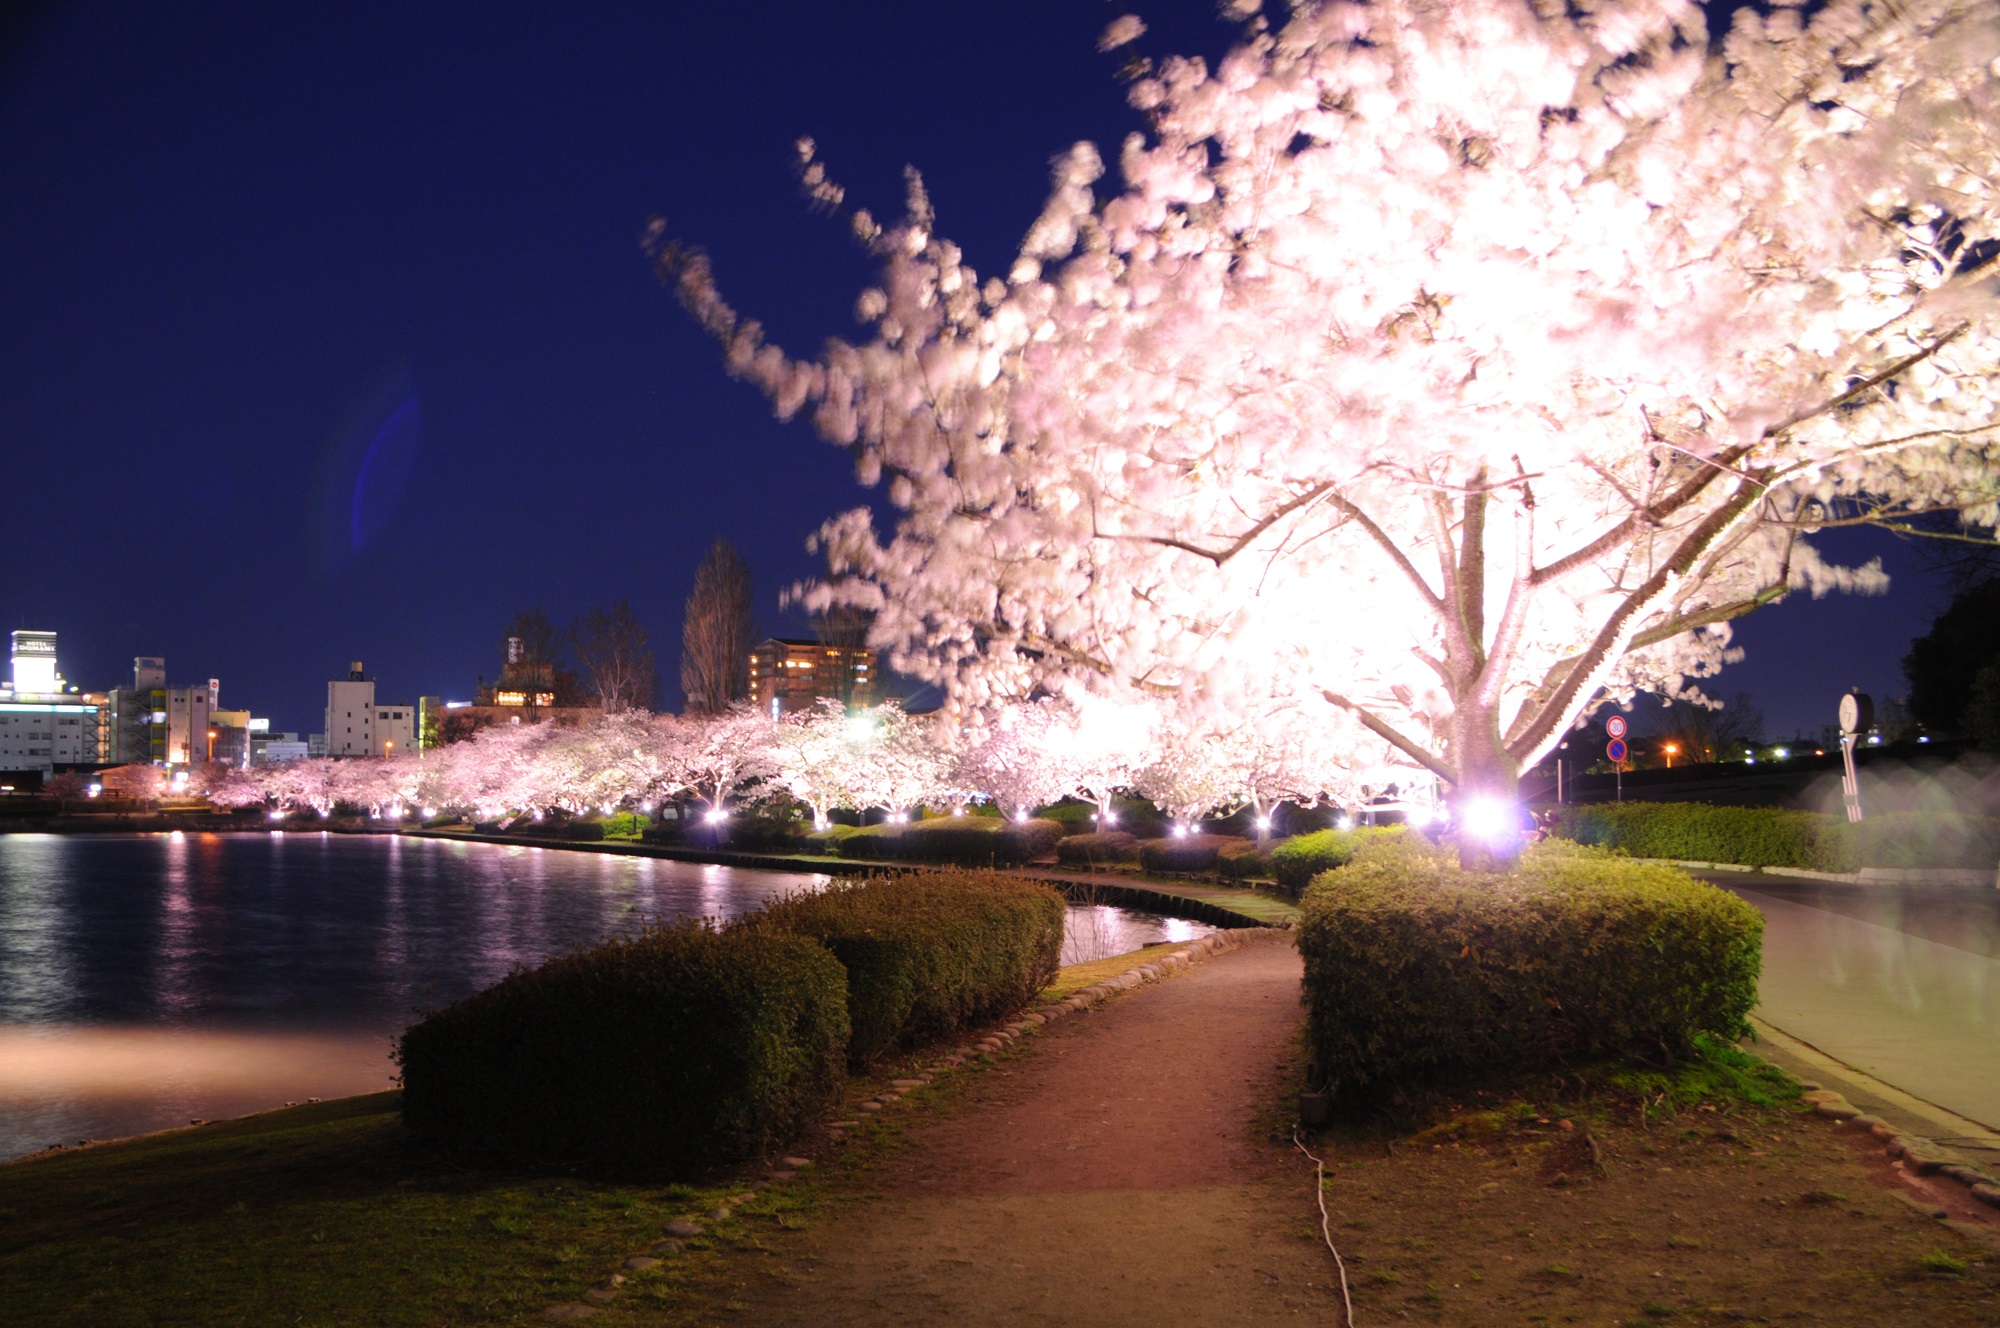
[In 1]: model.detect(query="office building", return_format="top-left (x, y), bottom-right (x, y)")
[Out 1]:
top-left (0, 630), bottom-right (103, 777)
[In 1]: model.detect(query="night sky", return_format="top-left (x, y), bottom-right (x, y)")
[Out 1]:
top-left (0, 2), bottom-right (1964, 741)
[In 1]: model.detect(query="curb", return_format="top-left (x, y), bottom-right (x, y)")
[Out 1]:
top-left (1796, 1085), bottom-right (2000, 1213)
top-left (536, 929), bottom-right (1268, 1318)
top-left (1635, 857), bottom-right (1999, 888)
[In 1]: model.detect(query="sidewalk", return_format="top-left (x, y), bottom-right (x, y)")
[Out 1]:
top-left (714, 931), bottom-right (1335, 1327)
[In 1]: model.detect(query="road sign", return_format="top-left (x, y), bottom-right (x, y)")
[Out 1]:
top-left (1605, 716), bottom-right (1628, 739)
top-left (1606, 737), bottom-right (1628, 763)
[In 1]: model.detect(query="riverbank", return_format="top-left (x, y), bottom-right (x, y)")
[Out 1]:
top-left (401, 825), bottom-right (1301, 930)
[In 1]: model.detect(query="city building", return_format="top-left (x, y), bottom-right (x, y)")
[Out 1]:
top-left (251, 722), bottom-right (309, 765)
top-left (0, 630), bottom-right (102, 778)
top-left (746, 638), bottom-right (878, 717)
top-left (322, 660), bottom-right (422, 757)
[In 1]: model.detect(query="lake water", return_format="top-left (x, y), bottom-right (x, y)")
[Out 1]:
top-left (0, 832), bottom-right (1215, 1160)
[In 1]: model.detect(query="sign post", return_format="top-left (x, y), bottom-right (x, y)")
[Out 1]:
top-left (1838, 691), bottom-right (1872, 824)
top-left (1605, 717), bottom-right (1629, 802)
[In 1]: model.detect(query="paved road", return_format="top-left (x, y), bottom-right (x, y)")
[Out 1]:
top-left (1713, 875), bottom-right (2000, 1130)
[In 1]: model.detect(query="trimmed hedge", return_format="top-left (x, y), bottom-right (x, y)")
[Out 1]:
top-left (1271, 826), bottom-right (1403, 893)
top-left (397, 921), bottom-right (849, 1176)
top-left (833, 816), bottom-right (1063, 865)
top-left (754, 870), bottom-right (1065, 1065)
top-left (1554, 802), bottom-right (1835, 869)
top-left (1137, 833), bottom-right (1251, 874)
top-left (1553, 802), bottom-right (2000, 872)
top-left (1298, 837), bottom-right (1762, 1096)
top-left (1217, 838), bottom-right (1274, 881)
top-left (1055, 830), bottom-right (1141, 867)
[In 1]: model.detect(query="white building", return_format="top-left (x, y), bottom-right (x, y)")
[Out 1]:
top-left (323, 661), bottom-right (418, 758)
top-left (0, 630), bottom-right (102, 777)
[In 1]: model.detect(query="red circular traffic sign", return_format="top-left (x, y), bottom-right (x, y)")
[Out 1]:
top-left (1606, 737), bottom-right (1629, 763)
top-left (1605, 716), bottom-right (1628, 739)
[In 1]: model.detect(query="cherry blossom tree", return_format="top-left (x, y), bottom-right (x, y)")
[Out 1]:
top-left (768, 697), bottom-right (869, 827)
top-left (839, 701), bottom-right (949, 817)
top-left (674, 704), bottom-right (780, 815)
top-left (1048, 693), bottom-right (1154, 825)
top-left (952, 700), bottom-right (1076, 821)
top-left (658, 0), bottom-right (2000, 859)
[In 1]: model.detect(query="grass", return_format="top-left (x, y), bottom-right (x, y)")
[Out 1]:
top-left (0, 1092), bottom-right (729, 1325)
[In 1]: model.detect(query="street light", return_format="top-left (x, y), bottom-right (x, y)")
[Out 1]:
top-left (1663, 742), bottom-right (1677, 769)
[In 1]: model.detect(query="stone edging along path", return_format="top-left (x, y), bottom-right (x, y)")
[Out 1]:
top-left (532, 926), bottom-right (1262, 1322)
top-left (1794, 1083), bottom-right (2000, 1214)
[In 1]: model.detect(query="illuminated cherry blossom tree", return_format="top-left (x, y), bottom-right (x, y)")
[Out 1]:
top-left (658, 0), bottom-right (2000, 851)
top-left (953, 700), bottom-right (1076, 821)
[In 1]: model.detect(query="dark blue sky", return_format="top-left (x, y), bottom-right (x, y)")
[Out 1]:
top-left (0, 2), bottom-right (1961, 740)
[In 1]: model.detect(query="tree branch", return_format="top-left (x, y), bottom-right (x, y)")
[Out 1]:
top-left (1319, 689), bottom-right (1458, 785)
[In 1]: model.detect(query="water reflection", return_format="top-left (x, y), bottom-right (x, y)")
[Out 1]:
top-left (0, 834), bottom-right (1213, 1158)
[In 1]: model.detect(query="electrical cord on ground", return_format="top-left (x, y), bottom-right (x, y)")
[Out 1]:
top-left (1294, 1127), bottom-right (1355, 1328)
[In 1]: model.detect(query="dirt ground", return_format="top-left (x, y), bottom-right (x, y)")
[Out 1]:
top-left (634, 932), bottom-right (2000, 1327)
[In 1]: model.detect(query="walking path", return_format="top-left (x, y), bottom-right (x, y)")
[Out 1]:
top-left (713, 930), bottom-right (1337, 1326)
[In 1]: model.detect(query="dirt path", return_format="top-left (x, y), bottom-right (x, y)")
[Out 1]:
top-left (721, 930), bottom-right (1333, 1326)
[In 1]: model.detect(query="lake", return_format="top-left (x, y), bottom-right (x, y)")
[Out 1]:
top-left (0, 832), bottom-right (1215, 1160)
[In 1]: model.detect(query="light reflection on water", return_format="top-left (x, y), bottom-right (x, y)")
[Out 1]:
top-left (0, 833), bottom-right (1212, 1158)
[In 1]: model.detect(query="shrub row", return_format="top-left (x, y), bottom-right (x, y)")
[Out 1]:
top-left (1136, 833), bottom-right (1252, 874)
top-left (1297, 836), bottom-right (1763, 1097)
top-left (398, 869), bottom-right (1064, 1175)
top-left (398, 921), bottom-right (849, 1176)
top-left (1554, 802), bottom-right (2000, 871)
top-left (1055, 830), bottom-right (1140, 866)
top-left (830, 816), bottom-right (1064, 865)
top-left (752, 870), bottom-right (1065, 1065)
top-left (1271, 825), bottom-right (1403, 893)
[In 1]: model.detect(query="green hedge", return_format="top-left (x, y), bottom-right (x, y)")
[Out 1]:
top-left (755, 870), bottom-right (1065, 1065)
top-left (833, 816), bottom-right (1063, 865)
top-left (1137, 833), bottom-right (1251, 874)
top-left (1553, 802), bottom-right (1835, 869)
top-left (1297, 837), bottom-right (1762, 1097)
top-left (1551, 803), bottom-right (2000, 871)
top-left (1055, 830), bottom-right (1141, 866)
top-left (1271, 826), bottom-right (1403, 893)
top-left (397, 921), bottom-right (848, 1176)
top-left (1217, 839), bottom-right (1274, 880)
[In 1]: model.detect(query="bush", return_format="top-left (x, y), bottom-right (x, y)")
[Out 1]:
top-left (1297, 837), bottom-right (1762, 1097)
top-left (561, 820), bottom-right (606, 842)
top-left (1554, 802), bottom-right (1839, 870)
top-left (1035, 800), bottom-right (1099, 835)
top-left (1055, 830), bottom-right (1141, 867)
top-left (1217, 839), bottom-right (1274, 881)
top-left (1137, 833), bottom-right (1251, 874)
top-left (833, 816), bottom-right (1063, 865)
top-left (397, 921), bottom-right (848, 1176)
top-left (754, 870), bottom-right (1065, 1065)
top-left (1271, 825), bottom-right (1404, 893)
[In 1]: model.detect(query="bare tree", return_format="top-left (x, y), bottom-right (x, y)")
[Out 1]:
top-left (570, 601), bottom-right (658, 713)
top-left (681, 537), bottom-right (755, 714)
